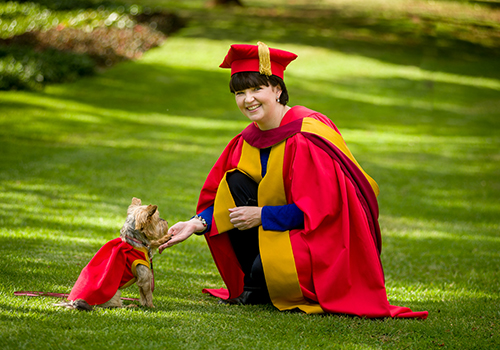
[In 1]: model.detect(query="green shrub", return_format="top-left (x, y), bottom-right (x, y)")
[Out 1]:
top-left (0, 45), bottom-right (95, 90)
top-left (0, 2), bottom-right (60, 38)
top-left (0, 1), bottom-right (184, 90)
top-left (14, 0), bottom-right (121, 11)
top-left (0, 1), bottom-right (137, 39)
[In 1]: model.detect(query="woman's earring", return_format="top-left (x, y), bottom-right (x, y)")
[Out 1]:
top-left (276, 96), bottom-right (280, 103)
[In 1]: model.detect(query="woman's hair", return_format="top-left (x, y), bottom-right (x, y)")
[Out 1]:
top-left (229, 72), bottom-right (289, 106)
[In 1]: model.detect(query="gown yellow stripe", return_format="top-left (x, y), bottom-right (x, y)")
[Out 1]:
top-left (239, 140), bottom-right (262, 183)
top-left (257, 141), bottom-right (301, 310)
top-left (213, 172), bottom-right (237, 234)
top-left (301, 118), bottom-right (380, 197)
top-left (256, 141), bottom-right (323, 313)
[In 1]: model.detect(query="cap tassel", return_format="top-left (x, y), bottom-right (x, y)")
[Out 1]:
top-left (258, 41), bottom-right (272, 76)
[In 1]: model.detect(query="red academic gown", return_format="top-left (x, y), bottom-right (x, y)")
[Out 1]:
top-left (68, 238), bottom-right (151, 305)
top-left (198, 106), bottom-right (427, 319)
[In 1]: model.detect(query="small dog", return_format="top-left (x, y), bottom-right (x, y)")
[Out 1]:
top-left (56, 197), bottom-right (171, 311)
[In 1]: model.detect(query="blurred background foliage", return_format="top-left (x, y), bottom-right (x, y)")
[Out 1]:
top-left (0, 0), bottom-right (185, 90)
top-left (1, 0), bottom-right (499, 90)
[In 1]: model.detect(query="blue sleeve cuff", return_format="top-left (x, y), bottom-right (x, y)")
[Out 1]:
top-left (193, 206), bottom-right (213, 235)
top-left (261, 203), bottom-right (304, 231)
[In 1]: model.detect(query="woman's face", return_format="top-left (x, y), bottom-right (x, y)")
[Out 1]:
top-left (234, 84), bottom-right (282, 130)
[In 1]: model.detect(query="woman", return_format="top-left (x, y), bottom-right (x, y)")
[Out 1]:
top-left (159, 42), bottom-right (427, 319)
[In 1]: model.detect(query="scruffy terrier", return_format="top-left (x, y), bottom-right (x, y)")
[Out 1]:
top-left (55, 197), bottom-right (171, 311)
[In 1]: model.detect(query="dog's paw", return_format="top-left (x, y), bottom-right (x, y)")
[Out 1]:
top-left (159, 234), bottom-right (172, 245)
top-left (125, 304), bottom-right (139, 308)
top-left (54, 299), bottom-right (93, 311)
top-left (73, 299), bottom-right (93, 311)
top-left (150, 234), bottom-right (172, 248)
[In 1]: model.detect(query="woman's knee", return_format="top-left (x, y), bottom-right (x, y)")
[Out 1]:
top-left (226, 171), bottom-right (258, 206)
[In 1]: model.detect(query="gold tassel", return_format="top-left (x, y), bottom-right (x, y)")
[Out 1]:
top-left (258, 41), bottom-right (272, 76)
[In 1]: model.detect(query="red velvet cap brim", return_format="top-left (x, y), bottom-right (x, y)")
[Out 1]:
top-left (220, 44), bottom-right (297, 79)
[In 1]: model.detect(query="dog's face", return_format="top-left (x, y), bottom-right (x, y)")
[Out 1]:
top-left (127, 197), bottom-right (169, 241)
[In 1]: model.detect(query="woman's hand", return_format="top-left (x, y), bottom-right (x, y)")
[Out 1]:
top-left (229, 206), bottom-right (262, 230)
top-left (158, 218), bottom-right (205, 253)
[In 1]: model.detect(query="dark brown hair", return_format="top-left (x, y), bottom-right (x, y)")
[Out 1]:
top-left (229, 72), bottom-right (289, 106)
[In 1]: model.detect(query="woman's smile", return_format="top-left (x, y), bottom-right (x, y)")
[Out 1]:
top-left (235, 85), bottom-right (284, 130)
top-left (247, 104), bottom-right (261, 112)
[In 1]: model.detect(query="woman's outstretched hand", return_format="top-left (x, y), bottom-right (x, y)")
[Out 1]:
top-left (229, 206), bottom-right (262, 231)
top-left (159, 207), bottom-right (263, 253)
top-left (158, 218), bottom-right (205, 253)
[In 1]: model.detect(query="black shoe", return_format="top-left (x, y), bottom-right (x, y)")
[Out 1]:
top-left (219, 291), bottom-right (252, 305)
top-left (219, 290), bottom-right (271, 305)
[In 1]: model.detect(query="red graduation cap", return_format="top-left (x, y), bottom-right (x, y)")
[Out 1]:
top-left (219, 42), bottom-right (297, 79)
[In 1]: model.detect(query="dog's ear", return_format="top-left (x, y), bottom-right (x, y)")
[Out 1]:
top-left (146, 205), bottom-right (157, 217)
top-left (132, 197), bottom-right (141, 206)
top-left (135, 205), bottom-right (158, 231)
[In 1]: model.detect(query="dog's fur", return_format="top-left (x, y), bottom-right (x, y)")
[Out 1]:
top-left (56, 197), bottom-right (171, 311)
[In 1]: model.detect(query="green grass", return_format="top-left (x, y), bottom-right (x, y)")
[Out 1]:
top-left (1, 1), bottom-right (499, 349)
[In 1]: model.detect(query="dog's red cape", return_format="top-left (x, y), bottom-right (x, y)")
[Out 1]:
top-left (68, 238), bottom-right (150, 305)
top-left (198, 106), bottom-right (428, 319)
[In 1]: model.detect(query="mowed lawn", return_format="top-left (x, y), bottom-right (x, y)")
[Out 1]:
top-left (1, 2), bottom-right (499, 349)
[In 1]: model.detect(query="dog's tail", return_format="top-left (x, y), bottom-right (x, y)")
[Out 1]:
top-left (54, 299), bottom-right (93, 311)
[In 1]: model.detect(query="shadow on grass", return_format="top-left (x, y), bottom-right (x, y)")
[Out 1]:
top-left (291, 76), bottom-right (499, 137)
top-left (0, 294), bottom-right (497, 349)
top-left (2, 58), bottom-right (498, 232)
top-left (40, 64), bottom-right (239, 120)
top-left (176, 6), bottom-right (500, 80)
top-left (0, 228), bottom-right (216, 295)
top-left (0, 234), bottom-right (98, 290)
top-left (30, 60), bottom-right (500, 138)
top-left (0, 95), bottom-right (228, 192)
top-left (382, 233), bottom-right (500, 295)
top-left (19, 60), bottom-right (497, 231)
